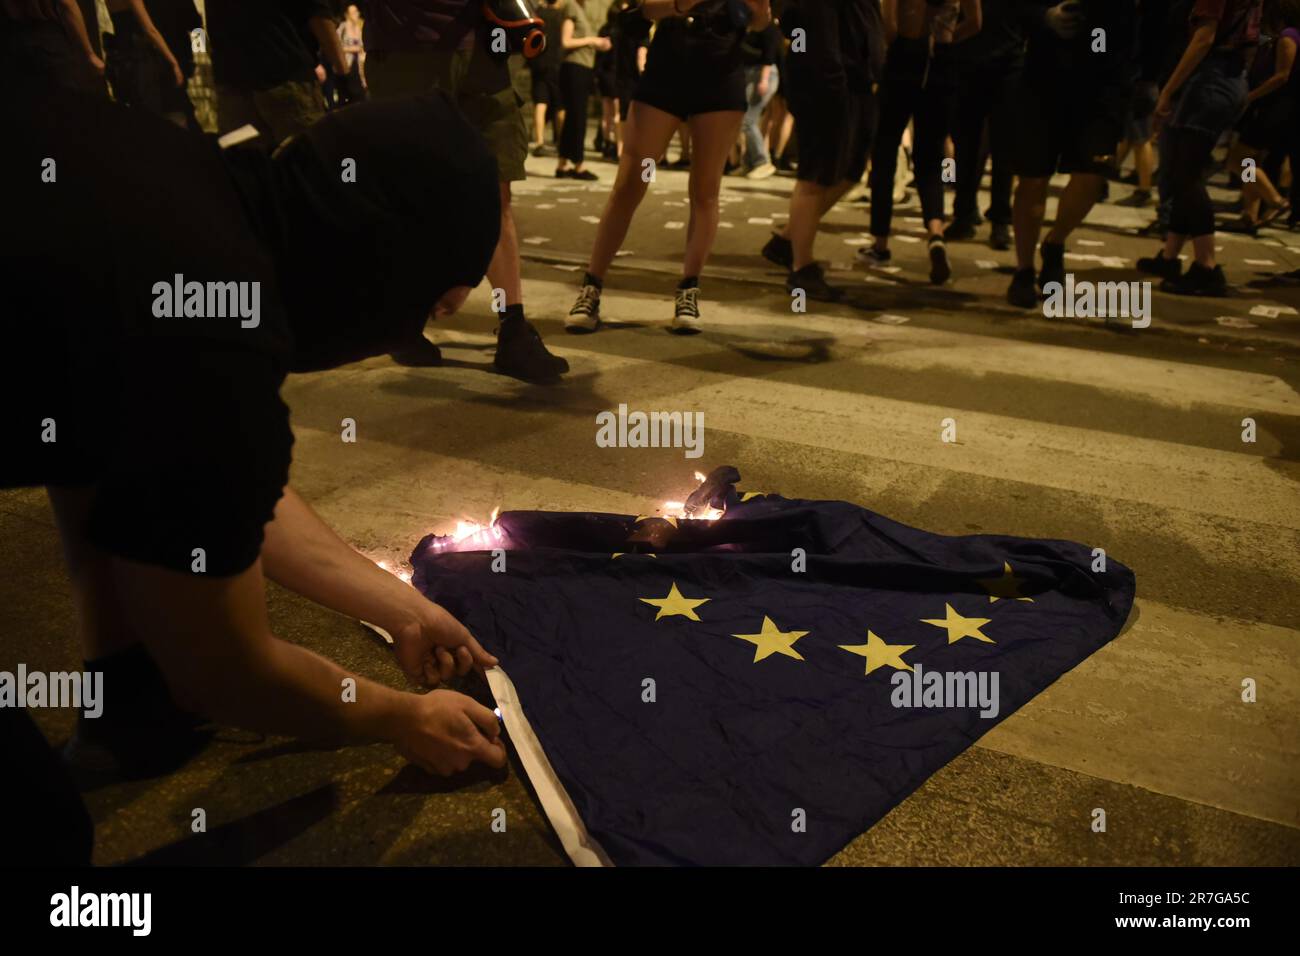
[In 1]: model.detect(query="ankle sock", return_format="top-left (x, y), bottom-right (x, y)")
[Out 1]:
top-left (677, 276), bottom-right (699, 290)
top-left (500, 303), bottom-right (525, 326)
top-left (583, 272), bottom-right (603, 290)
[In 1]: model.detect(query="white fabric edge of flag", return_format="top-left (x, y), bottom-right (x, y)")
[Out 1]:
top-left (483, 666), bottom-right (614, 868)
top-left (360, 619), bottom-right (612, 868)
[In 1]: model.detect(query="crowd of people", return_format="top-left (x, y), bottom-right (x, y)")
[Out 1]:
top-left (2, 0), bottom-right (1300, 864)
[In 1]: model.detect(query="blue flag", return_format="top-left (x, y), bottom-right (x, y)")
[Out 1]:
top-left (411, 474), bottom-right (1135, 865)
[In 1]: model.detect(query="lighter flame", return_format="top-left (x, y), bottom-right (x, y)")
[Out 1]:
top-left (429, 507), bottom-right (505, 551)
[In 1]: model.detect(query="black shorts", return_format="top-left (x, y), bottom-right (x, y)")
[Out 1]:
top-left (793, 92), bottom-right (876, 186)
top-left (1012, 69), bottom-right (1128, 177)
top-left (531, 67), bottom-right (561, 106)
top-left (615, 78), bottom-right (638, 120)
top-left (633, 65), bottom-right (746, 120)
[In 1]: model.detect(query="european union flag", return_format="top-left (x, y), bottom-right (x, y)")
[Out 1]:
top-left (411, 470), bottom-right (1135, 866)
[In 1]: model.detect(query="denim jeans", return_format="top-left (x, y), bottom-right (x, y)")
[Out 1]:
top-left (742, 65), bottom-right (778, 168)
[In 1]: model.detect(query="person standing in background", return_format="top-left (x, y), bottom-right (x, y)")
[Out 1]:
top-left (609, 0), bottom-right (650, 157)
top-left (740, 17), bottom-right (781, 178)
top-left (103, 0), bottom-right (185, 124)
top-left (555, 0), bottom-right (610, 180)
top-left (0, 0), bottom-right (105, 93)
top-left (365, 0), bottom-right (571, 381)
top-left (337, 2), bottom-right (367, 99)
top-left (206, 0), bottom-right (349, 147)
top-left (529, 0), bottom-right (567, 154)
top-left (944, 0), bottom-right (1021, 250)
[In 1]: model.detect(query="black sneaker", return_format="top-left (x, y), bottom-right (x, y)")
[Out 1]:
top-left (670, 286), bottom-right (702, 334)
top-left (1006, 268), bottom-right (1039, 309)
top-left (856, 245), bottom-right (892, 265)
top-left (1136, 249), bottom-right (1181, 281)
top-left (1161, 262), bottom-right (1228, 297)
top-left (928, 239), bottom-right (952, 285)
top-left (555, 168), bottom-right (571, 178)
top-left (566, 283), bottom-right (602, 333)
top-left (1038, 241), bottom-right (1066, 291)
top-left (787, 262), bottom-right (843, 302)
top-left (943, 219), bottom-right (978, 241)
top-left (494, 319), bottom-right (570, 380)
top-left (989, 222), bottom-right (1011, 250)
top-left (1116, 188), bottom-right (1152, 208)
top-left (569, 168), bottom-right (598, 181)
top-left (390, 337), bottom-right (443, 366)
top-left (1136, 219), bottom-right (1167, 238)
top-left (761, 233), bottom-right (793, 269)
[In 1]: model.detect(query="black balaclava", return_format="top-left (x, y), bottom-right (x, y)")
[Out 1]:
top-left (266, 92), bottom-right (501, 372)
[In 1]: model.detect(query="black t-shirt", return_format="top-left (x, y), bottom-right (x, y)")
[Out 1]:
top-left (741, 22), bottom-right (781, 68)
top-left (533, 4), bottom-right (567, 72)
top-left (1022, 0), bottom-right (1140, 84)
top-left (206, 0), bottom-right (332, 91)
top-left (2, 90), bottom-right (294, 576)
top-left (612, 3), bottom-right (650, 84)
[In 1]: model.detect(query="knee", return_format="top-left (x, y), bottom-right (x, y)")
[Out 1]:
top-left (688, 187), bottom-right (720, 216)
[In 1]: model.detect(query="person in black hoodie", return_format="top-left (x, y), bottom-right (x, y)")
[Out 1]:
top-left (1, 90), bottom-right (508, 861)
top-left (761, 0), bottom-right (885, 301)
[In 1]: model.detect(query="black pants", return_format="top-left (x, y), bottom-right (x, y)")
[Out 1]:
top-left (0, 708), bottom-right (94, 865)
top-left (870, 39), bottom-right (956, 237)
top-left (951, 56), bottom-right (1020, 226)
top-left (1165, 126), bottom-right (1217, 238)
top-left (559, 61), bottom-right (593, 165)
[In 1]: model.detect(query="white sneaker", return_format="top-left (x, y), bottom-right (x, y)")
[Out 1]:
top-left (670, 286), bottom-right (701, 334)
top-left (566, 284), bottom-right (602, 333)
top-left (746, 162), bottom-right (776, 180)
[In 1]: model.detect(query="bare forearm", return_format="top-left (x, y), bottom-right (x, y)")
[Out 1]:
top-left (260, 486), bottom-right (422, 637)
top-left (128, 0), bottom-right (178, 67)
top-left (57, 0), bottom-right (98, 63)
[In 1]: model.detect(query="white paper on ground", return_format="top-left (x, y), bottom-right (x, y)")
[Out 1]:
top-left (580, 215), bottom-right (601, 224)
top-left (1244, 259), bottom-right (1277, 266)
top-left (550, 264), bottom-right (582, 271)
top-left (747, 217), bottom-right (773, 225)
top-left (535, 203), bottom-right (556, 210)
top-left (1076, 239), bottom-right (1105, 247)
top-left (1250, 304), bottom-right (1298, 317)
top-left (875, 314), bottom-right (911, 324)
top-left (718, 221), bottom-right (733, 228)
top-left (975, 259), bottom-right (998, 269)
top-left (522, 236), bottom-right (551, 245)
top-left (557, 198), bottom-right (579, 204)
top-left (892, 235), bottom-right (922, 244)
top-left (1216, 315), bottom-right (1258, 328)
top-left (665, 221), bottom-right (685, 230)
top-left (484, 667), bottom-right (613, 867)
top-left (876, 265), bottom-right (902, 274)
top-left (614, 250), bottom-right (635, 257)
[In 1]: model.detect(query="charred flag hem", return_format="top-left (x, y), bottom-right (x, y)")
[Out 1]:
top-left (409, 468), bottom-right (1137, 866)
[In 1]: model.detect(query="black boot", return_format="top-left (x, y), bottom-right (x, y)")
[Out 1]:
top-left (494, 310), bottom-right (570, 380)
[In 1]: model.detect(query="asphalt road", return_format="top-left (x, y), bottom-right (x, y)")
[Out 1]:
top-left (2, 150), bottom-right (1297, 865)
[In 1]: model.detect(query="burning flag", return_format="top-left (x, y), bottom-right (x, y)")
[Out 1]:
top-left (409, 469), bottom-right (1135, 865)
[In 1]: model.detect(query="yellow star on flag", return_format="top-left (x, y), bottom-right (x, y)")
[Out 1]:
top-left (839, 631), bottom-right (915, 675)
top-left (731, 616), bottom-right (808, 662)
top-left (612, 553), bottom-right (657, 559)
top-left (921, 603), bottom-right (994, 644)
top-left (739, 491), bottom-right (767, 502)
top-left (639, 582), bottom-right (710, 621)
top-left (977, 561), bottom-right (1034, 603)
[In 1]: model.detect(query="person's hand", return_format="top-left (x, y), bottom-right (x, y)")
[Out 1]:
top-left (89, 53), bottom-right (105, 77)
top-left (594, 36), bottom-right (612, 52)
top-left (315, 63), bottom-right (328, 84)
top-left (395, 689), bottom-right (508, 776)
top-left (1044, 0), bottom-right (1085, 39)
top-left (169, 57), bottom-right (184, 87)
top-left (1153, 89), bottom-right (1173, 133)
top-left (391, 597), bottom-right (499, 688)
top-left (757, 77), bottom-right (769, 98)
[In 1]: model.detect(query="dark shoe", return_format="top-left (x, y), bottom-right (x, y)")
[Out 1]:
top-left (989, 222), bottom-right (1012, 250)
top-left (856, 245), bottom-right (892, 265)
top-left (787, 262), bottom-right (843, 302)
top-left (1136, 219), bottom-right (1167, 238)
top-left (928, 238), bottom-right (952, 285)
top-left (943, 219), bottom-right (978, 241)
top-left (1006, 268), bottom-right (1039, 309)
top-left (569, 168), bottom-right (598, 181)
top-left (390, 337), bottom-right (443, 367)
top-left (1220, 215), bottom-right (1259, 236)
top-left (761, 233), bottom-right (793, 269)
top-left (1116, 189), bottom-right (1152, 208)
top-left (494, 318), bottom-right (569, 380)
top-left (1135, 249), bottom-right (1181, 281)
top-left (1161, 262), bottom-right (1228, 297)
top-left (1037, 241), bottom-right (1066, 291)
top-left (555, 168), bottom-right (571, 178)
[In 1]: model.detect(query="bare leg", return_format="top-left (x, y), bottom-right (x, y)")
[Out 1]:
top-left (1012, 176), bottom-right (1049, 271)
top-left (486, 182), bottom-right (522, 306)
top-left (683, 110), bottom-right (743, 277)
top-left (1135, 139), bottom-right (1155, 191)
top-left (48, 487), bottom-right (135, 659)
top-left (1044, 172), bottom-right (1103, 245)
top-left (785, 178), bottom-right (853, 269)
top-left (532, 102), bottom-right (546, 146)
top-left (586, 101), bottom-right (681, 279)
